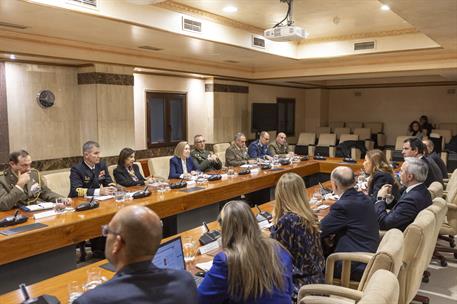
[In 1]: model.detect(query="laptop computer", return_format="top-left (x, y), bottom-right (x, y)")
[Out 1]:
top-left (100, 236), bottom-right (204, 286)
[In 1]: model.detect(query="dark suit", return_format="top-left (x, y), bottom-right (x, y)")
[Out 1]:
top-left (320, 188), bottom-right (379, 277)
top-left (430, 151), bottom-right (447, 178)
top-left (169, 156), bottom-right (198, 179)
top-left (69, 161), bottom-right (115, 197)
top-left (422, 156), bottom-right (443, 187)
top-left (74, 260), bottom-right (198, 304)
top-left (113, 164), bottom-right (145, 187)
top-left (368, 171), bottom-right (400, 203)
top-left (375, 183), bottom-right (432, 231)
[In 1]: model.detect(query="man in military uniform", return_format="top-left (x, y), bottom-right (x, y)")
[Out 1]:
top-left (0, 150), bottom-right (66, 211)
top-left (248, 131), bottom-right (273, 160)
top-left (69, 141), bottom-right (117, 198)
top-left (191, 135), bottom-right (222, 172)
top-left (225, 132), bottom-right (251, 167)
top-left (268, 132), bottom-right (290, 156)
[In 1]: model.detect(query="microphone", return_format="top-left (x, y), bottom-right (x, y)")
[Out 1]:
top-left (199, 221), bottom-right (221, 245)
top-left (255, 204), bottom-right (272, 222)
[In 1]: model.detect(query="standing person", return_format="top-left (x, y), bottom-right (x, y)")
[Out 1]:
top-left (271, 173), bottom-right (325, 291)
top-left (198, 200), bottom-right (294, 304)
top-left (74, 205), bottom-right (198, 304)
top-left (113, 148), bottom-right (148, 187)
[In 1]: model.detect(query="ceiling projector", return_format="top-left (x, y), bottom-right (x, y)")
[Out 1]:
top-left (264, 25), bottom-right (306, 42)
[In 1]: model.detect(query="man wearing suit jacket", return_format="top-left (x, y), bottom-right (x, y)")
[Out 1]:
top-left (423, 139), bottom-right (447, 179)
top-left (402, 137), bottom-right (443, 187)
top-left (375, 157), bottom-right (432, 231)
top-left (320, 166), bottom-right (380, 279)
top-left (74, 205), bottom-right (198, 304)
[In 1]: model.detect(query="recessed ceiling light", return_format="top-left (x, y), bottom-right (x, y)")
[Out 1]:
top-left (381, 4), bottom-right (390, 11)
top-left (223, 6), bottom-right (238, 13)
top-left (9, 54), bottom-right (16, 60)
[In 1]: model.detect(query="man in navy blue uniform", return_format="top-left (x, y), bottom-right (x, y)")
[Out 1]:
top-left (375, 157), bottom-right (432, 231)
top-left (248, 131), bottom-right (273, 160)
top-left (320, 166), bottom-right (380, 280)
top-left (74, 205), bottom-right (198, 304)
top-left (69, 141), bottom-right (117, 198)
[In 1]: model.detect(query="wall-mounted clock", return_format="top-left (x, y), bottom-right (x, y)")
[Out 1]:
top-left (36, 90), bottom-right (55, 108)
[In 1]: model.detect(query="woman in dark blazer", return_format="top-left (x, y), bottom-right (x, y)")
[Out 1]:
top-left (169, 141), bottom-right (198, 179)
top-left (363, 149), bottom-right (400, 203)
top-left (113, 148), bottom-right (146, 187)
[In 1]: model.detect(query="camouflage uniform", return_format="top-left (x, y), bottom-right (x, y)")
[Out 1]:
top-left (225, 144), bottom-right (250, 167)
top-left (0, 168), bottom-right (62, 211)
top-left (190, 149), bottom-right (222, 172)
top-left (268, 142), bottom-right (289, 156)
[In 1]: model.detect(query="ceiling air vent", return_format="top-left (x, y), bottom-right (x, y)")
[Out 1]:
top-left (354, 41), bottom-right (376, 51)
top-left (138, 45), bottom-right (163, 51)
top-left (67, 0), bottom-right (98, 9)
top-left (252, 36), bottom-right (265, 49)
top-left (182, 17), bottom-right (202, 33)
top-left (0, 21), bottom-right (27, 30)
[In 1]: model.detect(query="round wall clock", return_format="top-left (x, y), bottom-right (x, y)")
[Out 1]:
top-left (36, 90), bottom-right (55, 108)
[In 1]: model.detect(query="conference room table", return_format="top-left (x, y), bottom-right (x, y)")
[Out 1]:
top-left (0, 157), bottom-right (363, 294)
top-left (0, 181), bottom-right (337, 304)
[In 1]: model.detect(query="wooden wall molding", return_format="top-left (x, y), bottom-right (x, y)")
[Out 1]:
top-left (0, 62), bottom-right (9, 162)
top-left (205, 83), bottom-right (249, 93)
top-left (77, 72), bottom-right (134, 85)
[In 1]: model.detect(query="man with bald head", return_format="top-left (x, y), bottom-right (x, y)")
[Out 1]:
top-left (320, 166), bottom-right (379, 280)
top-left (268, 132), bottom-right (290, 156)
top-left (248, 131), bottom-right (273, 160)
top-left (75, 206), bottom-right (198, 304)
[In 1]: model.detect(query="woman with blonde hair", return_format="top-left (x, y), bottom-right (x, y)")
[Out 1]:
top-left (363, 149), bottom-right (400, 203)
top-left (168, 141), bottom-right (198, 179)
top-left (271, 173), bottom-right (325, 291)
top-left (197, 200), bottom-right (293, 304)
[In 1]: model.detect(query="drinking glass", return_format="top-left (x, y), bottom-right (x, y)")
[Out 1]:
top-left (183, 237), bottom-right (197, 263)
top-left (68, 281), bottom-right (83, 304)
top-left (227, 167), bottom-right (235, 177)
top-left (310, 190), bottom-right (323, 207)
top-left (54, 198), bottom-right (67, 213)
top-left (85, 267), bottom-right (102, 291)
top-left (115, 191), bottom-right (125, 203)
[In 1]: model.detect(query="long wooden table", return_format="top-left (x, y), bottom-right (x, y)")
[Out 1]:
top-left (0, 182), bottom-right (336, 304)
top-left (0, 158), bottom-right (362, 266)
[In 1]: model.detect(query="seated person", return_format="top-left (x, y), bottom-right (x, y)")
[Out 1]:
top-left (268, 132), bottom-right (290, 156)
top-left (248, 131), bottom-right (273, 160)
top-left (190, 135), bottom-right (222, 172)
top-left (423, 139), bottom-right (447, 179)
top-left (271, 173), bottom-right (325, 291)
top-left (420, 115), bottom-right (433, 137)
top-left (408, 120), bottom-right (424, 139)
top-left (402, 137), bottom-right (443, 186)
top-left (363, 149), bottom-right (400, 203)
top-left (169, 141), bottom-right (198, 179)
top-left (70, 141), bottom-right (117, 198)
top-left (74, 205), bottom-right (198, 304)
top-left (320, 166), bottom-right (380, 280)
top-left (375, 157), bottom-right (432, 231)
top-left (0, 150), bottom-right (69, 211)
top-left (198, 200), bottom-right (293, 304)
top-left (113, 148), bottom-right (147, 187)
top-left (225, 132), bottom-right (251, 167)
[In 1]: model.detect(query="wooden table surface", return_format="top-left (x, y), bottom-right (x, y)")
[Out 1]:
top-left (0, 158), bottom-right (362, 266)
top-left (0, 182), bottom-right (336, 304)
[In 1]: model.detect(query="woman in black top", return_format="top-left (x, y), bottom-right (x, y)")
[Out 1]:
top-left (420, 115), bottom-right (433, 137)
top-left (408, 120), bottom-right (424, 139)
top-left (113, 148), bottom-right (146, 187)
top-left (363, 149), bottom-right (400, 203)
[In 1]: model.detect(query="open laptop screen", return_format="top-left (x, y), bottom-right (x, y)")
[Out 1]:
top-left (152, 236), bottom-right (186, 271)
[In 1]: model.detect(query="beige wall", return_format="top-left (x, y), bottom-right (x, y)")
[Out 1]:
top-left (328, 86), bottom-right (457, 145)
top-left (6, 62), bottom-right (135, 160)
top-left (133, 73), bottom-right (209, 150)
top-left (6, 63), bottom-right (81, 160)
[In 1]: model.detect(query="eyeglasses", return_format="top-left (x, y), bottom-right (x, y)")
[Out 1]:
top-left (101, 225), bottom-right (122, 238)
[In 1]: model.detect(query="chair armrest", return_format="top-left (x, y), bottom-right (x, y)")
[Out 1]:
top-left (447, 203), bottom-right (457, 211)
top-left (299, 284), bottom-right (363, 301)
top-left (325, 252), bottom-right (373, 286)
